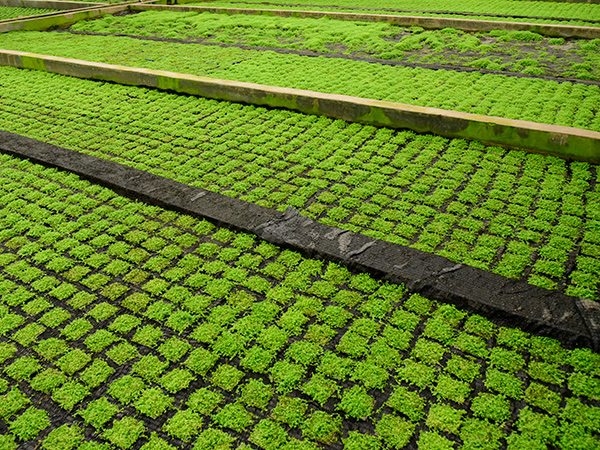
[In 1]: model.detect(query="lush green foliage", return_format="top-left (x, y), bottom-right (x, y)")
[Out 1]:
top-left (0, 66), bottom-right (598, 299)
top-left (0, 6), bottom-right (58, 20)
top-left (195, 0), bottom-right (600, 26)
top-left (69, 11), bottom-right (600, 81)
top-left (0, 155), bottom-right (598, 449)
top-left (2, 31), bottom-right (600, 131)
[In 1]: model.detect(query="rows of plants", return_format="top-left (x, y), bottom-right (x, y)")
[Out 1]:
top-left (2, 30), bottom-right (600, 132)
top-left (0, 153), bottom-right (598, 450)
top-left (0, 6), bottom-right (58, 20)
top-left (0, 66), bottom-right (599, 300)
top-left (67, 10), bottom-right (600, 81)
top-left (188, 0), bottom-right (600, 27)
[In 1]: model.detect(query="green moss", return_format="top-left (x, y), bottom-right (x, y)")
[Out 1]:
top-left (185, 348), bottom-right (219, 377)
top-left (375, 414), bottom-right (415, 449)
top-left (163, 409), bottom-right (203, 442)
top-left (250, 419), bottom-right (288, 450)
top-left (433, 374), bottom-right (471, 404)
top-left (85, 330), bottom-right (118, 353)
top-left (343, 431), bottom-right (382, 450)
top-left (396, 359), bottom-right (437, 390)
top-left (0, 387), bottom-right (30, 420)
top-left (103, 417), bottom-right (145, 450)
top-left (240, 379), bottom-right (274, 410)
top-left (132, 354), bottom-right (168, 382)
top-left (301, 412), bottom-right (341, 445)
top-left (158, 337), bottom-right (191, 362)
top-left (525, 383), bottom-right (561, 415)
top-left (337, 385), bottom-right (374, 420)
top-left (270, 360), bottom-right (306, 393)
top-left (426, 403), bottom-right (465, 435)
top-left (134, 387), bottom-right (173, 418)
top-left (214, 403), bottom-right (254, 432)
top-left (52, 381), bottom-right (90, 411)
top-left (193, 428), bottom-right (235, 450)
top-left (4, 356), bottom-right (41, 381)
top-left (286, 340), bottom-right (323, 366)
top-left (108, 375), bottom-right (146, 405)
top-left (271, 396), bottom-right (307, 428)
top-left (160, 369), bottom-right (195, 393)
top-left (42, 424), bottom-right (83, 450)
top-left (241, 345), bottom-right (275, 373)
top-left (56, 349), bottom-right (91, 375)
top-left (106, 342), bottom-right (139, 365)
top-left (471, 393), bottom-right (511, 423)
top-left (9, 407), bottom-right (49, 441)
top-left (212, 364), bottom-right (245, 391)
top-left (30, 368), bottom-right (66, 393)
top-left (484, 368), bottom-right (524, 400)
top-left (301, 373), bottom-right (338, 406)
top-left (188, 388), bottom-right (224, 415)
top-left (459, 418), bottom-right (503, 450)
top-left (78, 397), bottom-right (120, 429)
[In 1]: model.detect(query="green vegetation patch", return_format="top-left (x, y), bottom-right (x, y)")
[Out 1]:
top-left (0, 154), bottom-right (598, 449)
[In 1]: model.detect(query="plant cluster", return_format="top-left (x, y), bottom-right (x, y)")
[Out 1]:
top-left (0, 155), bottom-right (598, 449)
top-left (0, 6), bottom-right (58, 21)
top-left (0, 66), bottom-right (598, 298)
top-left (194, 0), bottom-right (600, 26)
top-left (2, 31), bottom-right (600, 131)
top-left (69, 11), bottom-right (600, 81)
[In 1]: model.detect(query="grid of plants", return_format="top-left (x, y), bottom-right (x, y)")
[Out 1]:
top-left (2, 30), bottom-right (600, 131)
top-left (186, 0), bottom-right (600, 27)
top-left (63, 10), bottom-right (600, 81)
top-left (0, 66), bottom-right (599, 300)
top-left (0, 6), bottom-right (59, 20)
top-left (0, 153), bottom-right (599, 450)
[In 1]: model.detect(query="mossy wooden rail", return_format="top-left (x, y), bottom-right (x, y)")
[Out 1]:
top-left (1, 48), bottom-right (599, 163)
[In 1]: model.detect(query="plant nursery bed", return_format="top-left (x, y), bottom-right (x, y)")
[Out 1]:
top-left (0, 150), bottom-right (599, 450)
top-left (180, 0), bottom-right (600, 28)
top-left (0, 5), bottom-right (59, 19)
top-left (2, 30), bottom-right (600, 132)
top-left (63, 10), bottom-right (600, 82)
top-left (0, 66), bottom-right (599, 301)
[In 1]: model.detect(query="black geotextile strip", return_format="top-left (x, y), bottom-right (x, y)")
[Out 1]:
top-left (1, 129), bottom-right (599, 351)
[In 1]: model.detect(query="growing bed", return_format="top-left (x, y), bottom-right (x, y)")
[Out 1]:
top-left (183, 0), bottom-right (600, 27)
top-left (0, 66), bottom-right (598, 300)
top-left (0, 5), bottom-right (59, 20)
top-left (0, 153), bottom-right (598, 450)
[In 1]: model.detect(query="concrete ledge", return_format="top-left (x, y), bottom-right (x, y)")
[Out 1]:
top-left (133, 4), bottom-right (600, 39)
top-left (0, 130), bottom-right (597, 351)
top-left (0, 0), bottom-right (105, 10)
top-left (0, 49), bottom-right (599, 163)
top-left (0, 3), bottom-right (129, 31)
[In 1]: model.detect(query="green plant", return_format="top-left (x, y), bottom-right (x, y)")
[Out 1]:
top-left (9, 407), bottom-right (49, 441)
top-left (132, 354), bottom-right (168, 382)
top-left (160, 369), bottom-right (195, 393)
top-left (103, 417), bottom-right (145, 450)
top-left (213, 403), bottom-right (254, 432)
top-left (42, 424), bottom-right (83, 450)
top-left (56, 349), bottom-right (91, 375)
top-left (108, 375), bottom-right (146, 405)
top-left (30, 368), bottom-right (66, 393)
top-left (187, 388), bottom-right (224, 415)
top-left (134, 387), bottom-right (173, 418)
top-left (52, 381), bottom-right (90, 411)
top-left (212, 364), bottom-right (245, 391)
top-left (301, 412), bottom-right (341, 445)
top-left (78, 397), bottom-right (120, 429)
top-left (239, 379), bottom-right (274, 410)
top-left (270, 360), bottom-right (306, 393)
top-left (106, 343), bottom-right (139, 365)
top-left (163, 409), bottom-right (203, 442)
